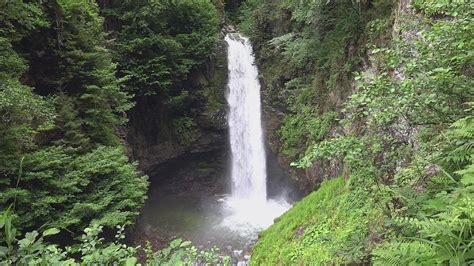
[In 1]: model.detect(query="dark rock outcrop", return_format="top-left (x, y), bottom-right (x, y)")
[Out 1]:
top-left (126, 39), bottom-right (229, 182)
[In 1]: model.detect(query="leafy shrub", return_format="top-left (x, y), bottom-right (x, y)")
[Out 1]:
top-left (0, 146), bottom-right (148, 231)
top-left (172, 116), bottom-right (200, 146)
top-left (145, 238), bottom-right (230, 266)
top-left (280, 110), bottom-right (336, 159)
top-left (0, 210), bottom-right (230, 265)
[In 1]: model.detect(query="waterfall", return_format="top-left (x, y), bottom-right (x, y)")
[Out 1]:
top-left (225, 33), bottom-right (267, 204)
top-left (222, 33), bottom-right (289, 233)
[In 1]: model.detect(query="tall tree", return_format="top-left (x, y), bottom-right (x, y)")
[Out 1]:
top-left (0, 0), bottom-right (147, 232)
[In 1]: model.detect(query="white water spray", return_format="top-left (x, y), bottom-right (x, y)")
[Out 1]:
top-left (226, 33), bottom-right (267, 203)
top-left (223, 33), bottom-right (289, 232)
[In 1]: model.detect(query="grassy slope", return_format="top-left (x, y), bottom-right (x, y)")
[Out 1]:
top-left (251, 177), bottom-right (384, 265)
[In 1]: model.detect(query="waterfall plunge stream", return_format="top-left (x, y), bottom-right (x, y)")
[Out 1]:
top-left (222, 33), bottom-right (290, 234)
top-left (132, 33), bottom-right (291, 263)
top-left (226, 33), bottom-right (267, 203)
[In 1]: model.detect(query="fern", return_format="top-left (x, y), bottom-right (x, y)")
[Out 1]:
top-left (372, 240), bottom-right (437, 266)
top-left (443, 103), bottom-right (474, 166)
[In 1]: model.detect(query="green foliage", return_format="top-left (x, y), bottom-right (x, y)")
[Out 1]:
top-left (108, 0), bottom-right (219, 96)
top-left (0, 209), bottom-right (73, 265)
top-left (145, 238), bottom-right (230, 266)
top-left (72, 224), bottom-right (138, 265)
top-left (374, 160), bottom-right (474, 264)
top-left (369, 108), bottom-right (474, 265)
top-left (51, 94), bottom-right (90, 149)
top-left (0, 1), bottom-right (148, 234)
top-left (372, 240), bottom-right (437, 266)
top-left (101, 0), bottom-right (221, 145)
top-left (1, 209), bottom-right (229, 265)
top-left (0, 2), bottom-right (55, 182)
top-left (248, 0), bottom-right (473, 265)
top-left (0, 82), bottom-right (55, 178)
top-left (172, 116), bottom-right (200, 145)
top-left (0, 0), bottom-right (225, 264)
top-left (297, 0), bottom-right (473, 185)
top-left (281, 1), bottom-right (365, 75)
top-left (239, 0), bottom-right (283, 48)
top-left (17, 0), bottom-right (133, 148)
top-left (443, 105), bottom-right (474, 169)
top-left (0, 210), bottom-right (138, 264)
top-left (0, 37), bottom-right (26, 81)
top-left (280, 111), bottom-right (336, 158)
top-left (298, 1), bottom-right (473, 264)
top-left (0, 1), bottom-right (48, 43)
top-left (294, 136), bottom-right (375, 169)
top-left (251, 177), bottom-right (384, 265)
top-left (1, 146), bottom-right (148, 230)
top-left (240, 0), bottom-right (393, 161)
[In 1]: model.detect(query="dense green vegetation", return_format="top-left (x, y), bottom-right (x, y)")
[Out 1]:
top-left (252, 177), bottom-right (384, 264)
top-left (0, 0), bottom-right (147, 232)
top-left (0, 0), bottom-right (224, 264)
top-left (1, 209), bottom-right (229, 265)
top-left (1, 0), bottom-right (472, 264)
top-left (105, 0), bottom-right (219, 96)
top-left (242, 0), bottom-right (473, 264)
top-left (100, 0), bottom-right (224, 145)
top-left (240, 0), bottom-right (393, 161)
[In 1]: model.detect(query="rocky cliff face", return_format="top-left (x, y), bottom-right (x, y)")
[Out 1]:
top-left (126, 39), bottom-right (229, 183)
top-left (254, 20), bottom-right (347, 193)
top-left (250, 1), bottom-right (395, 193)
top-left (262, 102), bottom-right (343, 193)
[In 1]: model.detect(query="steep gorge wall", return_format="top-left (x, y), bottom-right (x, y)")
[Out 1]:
top-left (110, 0), bottom-right (231, 181)
top-left (241, 0), bottom-right (395, 193)
top-left (126, 39), bottom-right (229, 179)
top-left (251, 0), bottom-right (474, 263)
